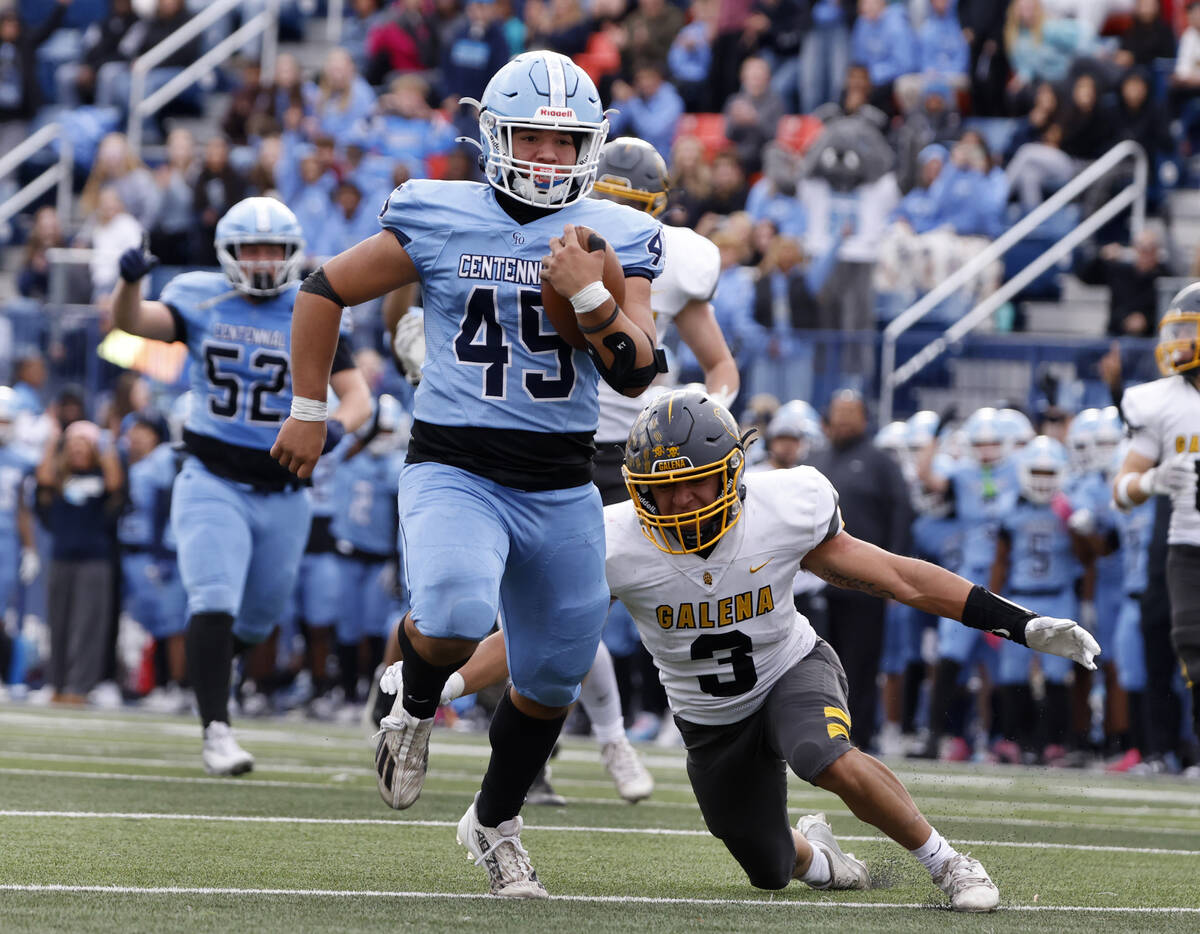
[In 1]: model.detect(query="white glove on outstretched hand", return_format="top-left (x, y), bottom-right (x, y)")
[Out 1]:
top-left (1138, 452), bottom-right (1197, 498)
top-left (392, 310), bottom-right (425, 386)
top-left (1025, 617), bottom-right (1101, 670)
top-left (18, 548), bottom-right (40, 585)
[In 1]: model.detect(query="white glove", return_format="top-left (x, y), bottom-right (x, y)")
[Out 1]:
top-left (1138, 452), bottom-right (1197, 498)
top-left (18, 548), bottom-right (40, 585)
top-left (440, 671), bottom-right (465, 706)
top-left (1025, 617), bottom-right (1101, 670)
top-left (1066, 508), bottom-right (1096, 536)
top-left (392, 309), bottom-right (425, 386)
top-left (378, 661), bottom-right (403, 695)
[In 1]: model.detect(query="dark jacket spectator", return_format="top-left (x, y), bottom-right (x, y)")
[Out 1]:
top-left (1075, 232), bottom-right (1170, 337)
top-left (439, 0), bottom-right (510, 103)
top-left (17, 207), bottom-right (65, 303)
top-left (525, 0), bottom-right (593, 57)
top-left (34, 420), bottom-right (125, 703)
top-left (69, 0), bottom-right (138, 106)
top-left (125, 0), bottom-right (201, 70)
top-left (748, 0), bottom-right (808, 62)
top-left (1112, 67), bottom-right (1173, 158)
top-left (193, 137), bottom-right (247, 265)
top-left (1116, 0), bottom-right (1177, 69)
top-left (723, 56), bottom-right (785, 175)
top-left (620, 0), bottom-right (687, 75)
top-left (1059, 73), bottom-right (1115, 160)
top-left (0, 0), bottom-right (68, 122)
top-left (695, 152), bottom-right (749, 221)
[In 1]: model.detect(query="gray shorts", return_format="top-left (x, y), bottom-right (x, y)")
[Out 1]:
top-left (673, 639), bottom-right (854, 889)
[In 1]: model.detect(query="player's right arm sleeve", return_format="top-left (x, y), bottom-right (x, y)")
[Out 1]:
top-left (158, 273), bottom-right (210, 348)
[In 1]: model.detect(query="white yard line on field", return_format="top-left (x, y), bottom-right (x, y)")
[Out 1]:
top-left (4, 810), bottom-right (1200, 857)
top-left (2, 882), bottom-right (1198, 913)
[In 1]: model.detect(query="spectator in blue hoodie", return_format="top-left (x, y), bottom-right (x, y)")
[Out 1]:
top-left (309, 182), bottom-right (382, 261)
top-left (609, 64), bottom-right (685, 162)
top-left (439, 0), bottom-right (511, 105)
top-left (305, 48), bottom-right (377, 143)
top-left (372, 74), bottom-right (459, 178)
top-left (668, 0), bottom-right (718, 111)
top-left (896, 0), bottom-right (970, 106)
top-left (850, 0), bottom-right (919, 112)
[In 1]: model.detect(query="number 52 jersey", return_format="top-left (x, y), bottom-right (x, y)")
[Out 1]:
top-left (605, 466), bottom-right (843, 725)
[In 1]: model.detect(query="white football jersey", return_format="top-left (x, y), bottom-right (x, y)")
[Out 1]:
top-left (605, 466), bottom-right (843, 725)
top-left (595, 224), bottom-right (721, 442)
top-left (1121, 375), bottom-right (1200, 546)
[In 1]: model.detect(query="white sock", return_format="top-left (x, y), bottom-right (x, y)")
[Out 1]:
top-left (799, 843), bottom-right (831, 886)
top-left (580, 641), bottom-right (626, 745)
top-left (909, 827), bottom-right (958, 876)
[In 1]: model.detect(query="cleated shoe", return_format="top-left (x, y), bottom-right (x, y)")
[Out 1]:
top-left (797, 813), bottom-right (871, 890)
top-left (201, 721), bottom-right (254, 776)
top-left (932, 853), bottom-right (1000, 912)
top-left (372, 700), bottom-right (434, 809)
top-left (602, 736), bottom-right (654, 802)
top-left (525, 766), bottom-right (567, 806)
top-left (456, 795), bottom-right (549, 898)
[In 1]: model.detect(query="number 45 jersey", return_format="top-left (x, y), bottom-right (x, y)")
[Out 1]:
top-left (379, 180), bottom-right (664, 435)
top-left (605, 466), bottom-right (843, 725)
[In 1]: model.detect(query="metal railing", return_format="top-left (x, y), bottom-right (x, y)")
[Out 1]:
top-left (128, 0), bottom-right (281, 156)
top-left (0, 123), bottom-right (74, 303)
top-left (878, 139), bottom-right (1148, 423)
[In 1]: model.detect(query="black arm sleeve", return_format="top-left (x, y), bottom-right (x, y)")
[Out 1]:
top-left (164, 304), bottom-right (186, 344)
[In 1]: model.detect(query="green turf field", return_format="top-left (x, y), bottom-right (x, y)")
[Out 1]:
top-left (2, 704), bottom-right (1198, 932)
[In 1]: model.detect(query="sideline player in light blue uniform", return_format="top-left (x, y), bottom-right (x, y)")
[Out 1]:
top-left (0, 386), bottom-right (40, 689)
top-left (913, 407), bottom-right (1018, 759)
top-left (111, 197), bottom-right (372, 775)
top-left (330, 394), bottom-right (408, 705)
top-left (118, 413), bottom-right (188, 709)
top-left (990, 436), bottom-right (1085, 762)
top-left (271, 51), bottom-right (664, 896)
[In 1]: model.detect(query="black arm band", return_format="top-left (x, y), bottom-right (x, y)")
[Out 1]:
top-left (578, 303), bottom-right (621, 335)
top-left (586, 334), bottom-right (668, 393)
top-left (299, 266), bottom-right (349, 309)
top-left (961, 585), bottom-right (1036, 646)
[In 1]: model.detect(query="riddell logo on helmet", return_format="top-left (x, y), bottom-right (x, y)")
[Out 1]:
top-left (536, 107), bottom-right (576, 119)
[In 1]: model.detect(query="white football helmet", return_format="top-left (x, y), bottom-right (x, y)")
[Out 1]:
top-left (214, 197), bottom-right (306, 297)
top-left (1017, 435), bottom-right (1070, 504)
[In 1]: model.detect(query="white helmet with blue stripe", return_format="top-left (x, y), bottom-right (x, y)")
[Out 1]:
top-left (996, 407), bottom-right (1035, 450)
top-left (1017, 435), bottom-right (1070, 504)
top-left (472, 51), bottom-right (609, 208)
top-left (962, 407), bottom-right (1006, 465)
top-left (214, 196), bottom-right (306, 297)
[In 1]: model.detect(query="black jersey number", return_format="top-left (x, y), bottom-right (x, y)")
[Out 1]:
top-left (691, 630), bottom-right (758, 697)
top-left (203, 344), bottom-right (290, 424)
top-left (453, 287), bottom-right (575, 401)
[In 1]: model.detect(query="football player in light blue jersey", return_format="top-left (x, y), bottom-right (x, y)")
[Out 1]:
top-left (989, 437), bottom-right (1086, 764)
top-left (0, 387), bottom-right (40, 690)
top-left (118, 414), bottom-right (188, 712)
top-left (912, 407), bottom-right (1018, 760)
top-left (330, 395), bottom-right (408, 707)
top-left (271, 50), bottom-right (664, 897)
top-left (111, 197), bottom-right (372, 776)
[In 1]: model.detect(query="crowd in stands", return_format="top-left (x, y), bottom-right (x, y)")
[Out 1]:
top-left (3, 0), bottom-right (1200, 774)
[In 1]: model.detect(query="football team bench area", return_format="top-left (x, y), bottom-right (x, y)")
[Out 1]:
top-left (1, 705), bottom-right (1198, 933)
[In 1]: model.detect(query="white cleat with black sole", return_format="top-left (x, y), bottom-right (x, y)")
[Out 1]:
top-left (456, 794), bottom-right (548, 898)
top-left (932, 853), bottom-right (1000, 912)
top-left (201, 721), bottom-right (254, 776)
top-left (373, 698), bottom-right (434, 810)
top-left (797, 812), bottom-right (871, 890)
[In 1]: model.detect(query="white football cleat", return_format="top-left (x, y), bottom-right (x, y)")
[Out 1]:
top-left (932, 853), bottom-right (1000, 912)
top-left (456, 794), bottom-right (548, 898)
top-left (798, 813), bottom-right (871, 890)
top-left (373, 700), bottom-right (434, 809)
top-left (601, 736), bottom-right (654, 802)
top-left (201, 721), bottom-right (254, 776)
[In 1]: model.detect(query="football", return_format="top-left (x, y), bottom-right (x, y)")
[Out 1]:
top-left (541, 225), bottom-right (626, 350)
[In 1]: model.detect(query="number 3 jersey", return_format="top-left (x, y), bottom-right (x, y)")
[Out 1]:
top-left (1121, 374), bottom-right (1200, 546)
top-left (160, 271), bottom-right (353, 488)
top-left (378, 180), bottom-right (663, 438)
top-left (605, 466), bottom-right (843, 725)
